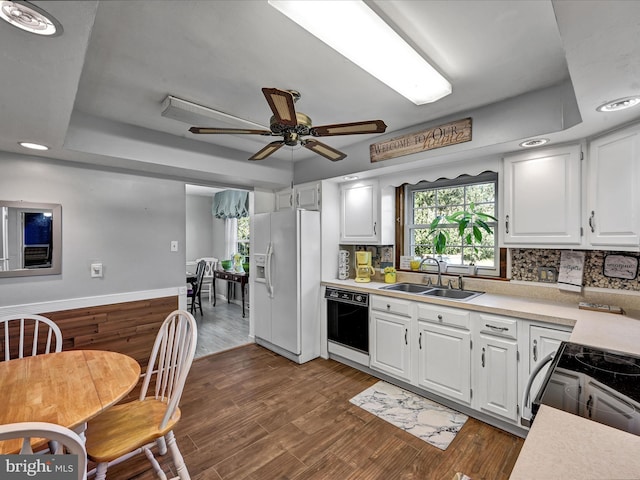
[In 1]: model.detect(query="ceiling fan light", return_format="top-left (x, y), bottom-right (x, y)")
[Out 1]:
top-left (269, 0), bottom-right (451, 105)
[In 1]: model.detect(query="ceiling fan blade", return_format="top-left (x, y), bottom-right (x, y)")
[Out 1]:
top-left (249, 141), bottom-right (285, 161)
top-left (311, 120), bottom-right (387, 137)
top-left (189, 127), bottom-right (271, 135)
top-left (262, 88), bottom-right (297, 127)
top-left (303, 139), bottom-right (347, 162)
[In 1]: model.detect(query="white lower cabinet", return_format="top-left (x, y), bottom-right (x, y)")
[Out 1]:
top-left (416, 304), bottom-right (471, 404)
top-left (475, 314), bottom-right (519, 422)
top-left (369, 296), bottom-right (414, 383)
top-left (523, 324), bottom-right (572, 420)
top-left (367, 296), bottom-right (574, 429)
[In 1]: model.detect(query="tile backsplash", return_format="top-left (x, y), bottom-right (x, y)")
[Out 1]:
top-left (511, 248), bottom-right (640, 292)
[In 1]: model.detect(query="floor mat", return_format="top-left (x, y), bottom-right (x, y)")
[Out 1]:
top-left (349, 380), bottom-right (468, 450)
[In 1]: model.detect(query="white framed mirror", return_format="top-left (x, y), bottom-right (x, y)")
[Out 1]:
top-left (0, 201), bottom-right (62, 277)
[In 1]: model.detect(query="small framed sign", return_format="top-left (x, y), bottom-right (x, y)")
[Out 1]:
top-left (603, 254), bottom-right (639, 280)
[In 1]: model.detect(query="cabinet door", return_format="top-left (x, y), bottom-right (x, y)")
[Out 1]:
top-left (477, 334), bottom-right (518, 421)
top-left (370, 310), bottom-right (412, 382)
top-left (417, 321), bottom-right (471, 404)
top-left (587, 128), bottom-right (640, 247)
top-left (523, 325), bottom-right (572, 420)
top-left (502, 144), bottom-right (582, 245)
top-left (295, 183), bottom-right (320, 210)
top-left (275, 188), bottom-right (293, 211)
top-left (340, 180), bottom-right (379, 243)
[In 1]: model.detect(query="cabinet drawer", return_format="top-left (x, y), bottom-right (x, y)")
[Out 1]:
top-left (478, 313), bottom-right (518, 339)
top-left (417, 304), bottom-right (470, 330)
top-left (370, 296), bottom-right (413, 317)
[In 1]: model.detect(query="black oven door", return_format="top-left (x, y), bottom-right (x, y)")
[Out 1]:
top-left (327, 299), bottom-right (369, 354)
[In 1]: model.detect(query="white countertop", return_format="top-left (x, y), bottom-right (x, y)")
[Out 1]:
top-left (322, 278), bottom-right (640, 479)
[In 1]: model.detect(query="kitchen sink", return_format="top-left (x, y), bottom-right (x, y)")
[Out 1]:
top-left (421, 288), bottom-right (484, 301)
top-left (379, 283), bottom-right (432, 293)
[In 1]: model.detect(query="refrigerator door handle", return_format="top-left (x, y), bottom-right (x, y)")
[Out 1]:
top-left (266, 242), bottom-right (274, 298)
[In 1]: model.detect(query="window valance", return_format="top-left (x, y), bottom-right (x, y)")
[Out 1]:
top-left (212, 190), bottom-right (249, 219)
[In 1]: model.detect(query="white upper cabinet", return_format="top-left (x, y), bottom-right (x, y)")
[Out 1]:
top-left (586, 126), bottom-right (640, 248)
top-left (502, 144), bottom-right (582, 246)
top-left (276, 182), bottom-right (321, 211)
top-left (340, 179), bottom-right (394, 244)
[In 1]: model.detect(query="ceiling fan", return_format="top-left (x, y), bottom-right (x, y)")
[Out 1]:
top-left (188, 87), bottom-right (387, 161)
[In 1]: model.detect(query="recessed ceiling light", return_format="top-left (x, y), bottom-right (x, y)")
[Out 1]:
top-left (19, 141), bottom-right (49, 150)
top-left (519, 138), bottom-right (549, 148)
top-left (268, 0), bottom-right (451, 105)
top-left (343, 175), bottom-right (359, 181)
top-left (596, 96), bottom-right (640, 113)
top-left (0, 1), bottom-right (62, 36)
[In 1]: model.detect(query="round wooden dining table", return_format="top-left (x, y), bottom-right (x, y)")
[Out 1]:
top-left (0, 349), bottom-right (140, 454)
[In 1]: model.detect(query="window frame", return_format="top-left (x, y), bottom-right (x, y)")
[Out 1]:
top-left (401, 172), bottom-right (501, 277)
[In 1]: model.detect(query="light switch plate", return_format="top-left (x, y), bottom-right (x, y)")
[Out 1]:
top-left (91, 263), bottom-right (103, 278)
top-left (170, 240), bottom-right (178, 252)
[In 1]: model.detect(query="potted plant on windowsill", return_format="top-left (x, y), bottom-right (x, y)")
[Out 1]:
top-left (428, 202), bottom-right (497, 273)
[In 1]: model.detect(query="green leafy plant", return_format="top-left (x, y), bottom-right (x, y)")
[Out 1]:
top-left (428, 202), bottom-right (497, 261)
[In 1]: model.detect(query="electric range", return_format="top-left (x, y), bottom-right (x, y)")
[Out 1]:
top-left (533, 341), bottom-right (640, 436)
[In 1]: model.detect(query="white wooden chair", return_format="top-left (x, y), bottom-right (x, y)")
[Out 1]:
top-left (196, 257), bottom-right (218, 303)
top-left (85, 310), bottom-right (197, 480)
top-left (0, 314), bottom-right (62, 361)
top-left (0, 421), bottom-right (87, 480)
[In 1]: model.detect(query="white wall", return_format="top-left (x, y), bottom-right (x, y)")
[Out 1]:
top-left (0, 152), bottom-right (186, 308)
top-left (185, 194), bottom-right (214, 262)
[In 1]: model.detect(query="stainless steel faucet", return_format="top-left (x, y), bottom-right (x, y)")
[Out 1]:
top-left (418, 257), bottom-right (442, 287)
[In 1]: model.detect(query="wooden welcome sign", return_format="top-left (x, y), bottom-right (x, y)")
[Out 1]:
top-left (370, 117), bottom-right (472, 162)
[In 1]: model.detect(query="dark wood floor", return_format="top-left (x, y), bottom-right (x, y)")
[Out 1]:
top-left (104, 344), bottom-right (523, 480)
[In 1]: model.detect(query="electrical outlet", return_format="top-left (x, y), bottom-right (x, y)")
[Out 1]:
top-left (91, 263), bottom-right (103, 278)
top-left (537, 266), bottom-right (557, 283)
top-left (170, 240), bottom-right (178, 252)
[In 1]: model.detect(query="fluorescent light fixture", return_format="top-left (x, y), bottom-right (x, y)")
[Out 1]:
top-left (19, 141), bottom-right (49, 150)
top-left (269, 0), bottom-right (451, 105)
top-left (519, 138), bottom-right (549, 148)
top-left (161, 95), bottom-right (269, 130)
top-left (0, 1), bottom-right (62, 36)
top-left (596, 96), bottom-right (640, 112)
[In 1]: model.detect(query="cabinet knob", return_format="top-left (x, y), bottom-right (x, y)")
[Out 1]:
top-left (437, 314), bottom-right (443, 321)
top-left (386, 304), bottom-right (390, 310)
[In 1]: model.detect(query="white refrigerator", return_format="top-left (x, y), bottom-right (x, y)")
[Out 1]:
top-left (253, 209), bottom-right (321, 364)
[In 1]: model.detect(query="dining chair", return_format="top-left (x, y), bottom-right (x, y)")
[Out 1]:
top-left (85, 310), bottom-right (197, 480)
top-left (0, 421), bottom-right (87, 480)
top-left (0, 314), bottom-right (63, 361)
top-left (186, 260), bottom-right (205, 315)
top-left (195, 257), bottom-right (218, 303)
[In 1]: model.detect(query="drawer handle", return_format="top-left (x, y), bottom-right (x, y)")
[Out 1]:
top-left (405, 328), bottom-right (408, 345)
top-left (437, 314), bottom-right (443, 321)
top-left (533, 339), bottom-right (538, 362)
top-left (481, 347), bottom-right (485, 368)
top-left (485, 323), bottom-right (508, 332)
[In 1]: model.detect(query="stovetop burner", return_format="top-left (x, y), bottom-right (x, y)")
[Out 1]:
top-left (574, 351), bottom-right (640, 376)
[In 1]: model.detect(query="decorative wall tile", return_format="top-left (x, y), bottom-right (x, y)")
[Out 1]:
top-left (511, 249), bottom-right (640, 292)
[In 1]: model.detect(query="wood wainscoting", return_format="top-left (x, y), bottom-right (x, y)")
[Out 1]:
top-left (43, 296), bottom-right (178, 368)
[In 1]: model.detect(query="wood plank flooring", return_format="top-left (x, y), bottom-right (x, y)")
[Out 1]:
top-left (193, 298), bottom-right (250, 359)
top-left (102, 344), bottom-right (524, 480)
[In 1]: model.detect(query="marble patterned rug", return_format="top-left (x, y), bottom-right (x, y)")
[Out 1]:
top-left (349, 381), bottom-right (468, 450)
